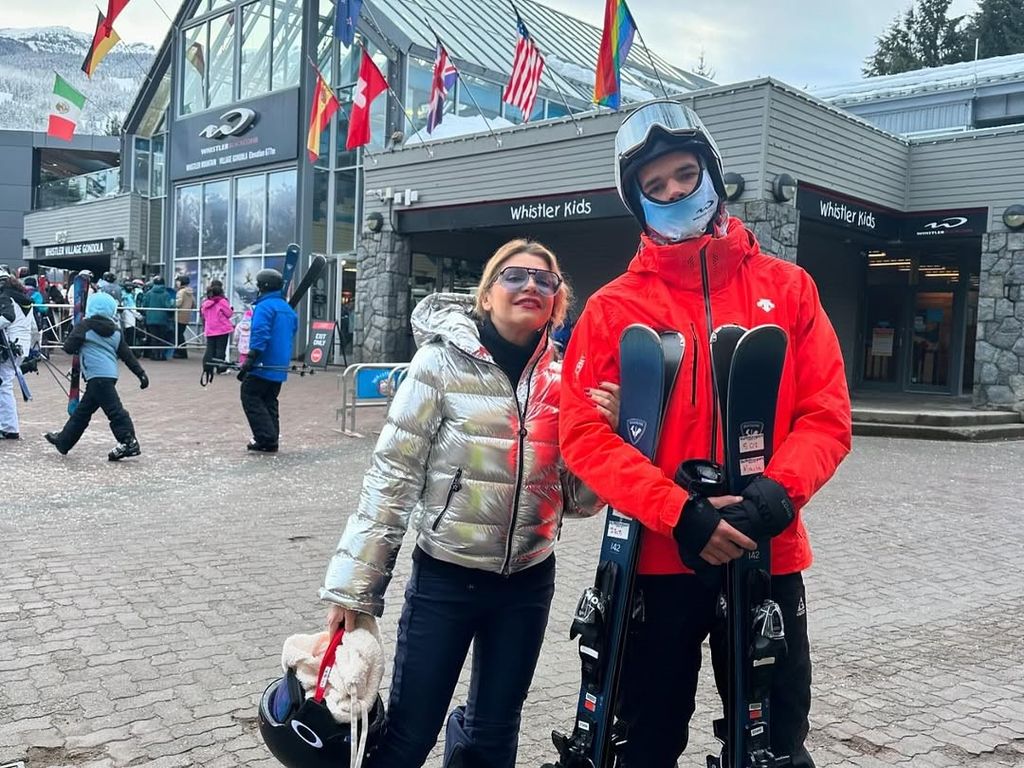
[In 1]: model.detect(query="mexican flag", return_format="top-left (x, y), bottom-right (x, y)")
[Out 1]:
top-left (48, 74), bottom-right (86, 141)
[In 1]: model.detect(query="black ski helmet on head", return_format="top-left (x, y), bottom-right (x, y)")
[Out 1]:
top-left (614, 100), bottom-right (728, 239)
top-left (102, 271), bottom-right (117, 283)
top-left (256, 268), bottom-right (284, 294)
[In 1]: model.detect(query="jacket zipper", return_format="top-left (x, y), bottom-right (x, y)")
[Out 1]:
top-left (698, 246), bottom-right (719, 461)
top-left (690, 323), bottom-right (698, 406)
top-left (431, 467), bottom-right (463, 531)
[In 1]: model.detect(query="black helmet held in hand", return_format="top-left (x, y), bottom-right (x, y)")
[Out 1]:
top-left (256, 268), bottom-right (284, 294)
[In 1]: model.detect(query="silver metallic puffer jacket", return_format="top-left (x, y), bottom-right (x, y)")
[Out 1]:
top-left (321, 293), bottom-right (602, 616)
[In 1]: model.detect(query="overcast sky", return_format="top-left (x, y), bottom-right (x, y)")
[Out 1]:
top-left (5, 0), bottom-right (981, 88)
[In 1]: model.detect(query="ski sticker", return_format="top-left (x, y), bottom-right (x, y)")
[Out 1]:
top-left (626, 418), bottom-right (647, 445)
top-left (740, 456), bottom-right (766, 476)
top-left (739, 421), bottom-right (765, 453)
top-left (606, 521), bottom-right (630, 540)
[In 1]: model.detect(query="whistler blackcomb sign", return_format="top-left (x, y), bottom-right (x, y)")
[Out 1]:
top-left (797, 186), bottom-right (986, 242)
top-left (170, 90), bottom-right (299, 181)
top-left (397, 190), bottom-right (629, 233)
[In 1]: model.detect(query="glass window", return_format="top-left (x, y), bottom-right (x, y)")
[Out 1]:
top-left (405, 57), bottom-right (436, 133)
top-left (316, 0), bottom-right (333, 82)
top-left (504, 98), bottom-right (545, 124)
top-left (174, 259), bottom-right (199, 292)
top-left (151, 135), bottom-right (166, 196)
top-left (202, 180), bottom-right (230, 256)
top-left (333, 168), bottom-right (358, 253)
top-left (241, 0), bottom-right (272, 99)
top-left (175, 185), bottom-right (202, 259)
top-left (235, 174), bottom-right (265, 254)
top-left (199, 258), bottom-right (228, 297)
top-left (457, 74), bottom-right (501, 120)
top-left (266, 169), bottom-right (296, 253)
top-left (233, 255), bottom-right (262, 306)
top-left (547, 101), bottom-right (577, 119)
top-left (208, 13), bottom-right (236, 109)
top-left (312, 168), bottom-right (329, 254)
top-left (133, 137), bottom-right (151, 196)
top-left (181, 24), bottom-right (205, 116)
top-left (335, 92), bottom-right (357, 169)
top-left (272, 0), bottom-right (302, 91)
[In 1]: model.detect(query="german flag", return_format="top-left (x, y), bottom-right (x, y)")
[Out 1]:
top-left (82, 10), bottom-right (121, 78)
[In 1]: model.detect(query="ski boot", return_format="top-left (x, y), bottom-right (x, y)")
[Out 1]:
top-left (109, 437), bottom-right (141, 461)
top-left (45, 432), bottom-right (68, 454)
top-left (247, 440), bottom-right (278, 453)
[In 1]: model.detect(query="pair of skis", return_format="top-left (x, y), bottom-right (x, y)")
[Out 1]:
top-left (545, 323), bottom-right (788, 768)
top-left (67, 272), bottom-right (91, 414)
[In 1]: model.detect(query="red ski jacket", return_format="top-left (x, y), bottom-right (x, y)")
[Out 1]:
top-left (559, 218), bottom-right (852, 576)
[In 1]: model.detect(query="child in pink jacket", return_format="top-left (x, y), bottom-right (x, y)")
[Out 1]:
top-left (200, 280), bottom-right (235, 375)
top-left (233, 307), bottom-right (253, 367)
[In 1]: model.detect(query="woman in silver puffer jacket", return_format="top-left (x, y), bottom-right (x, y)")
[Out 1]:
top-left (321, 239), bottom-right (618, 768)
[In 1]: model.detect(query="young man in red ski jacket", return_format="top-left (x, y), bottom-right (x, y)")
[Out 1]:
top-left (558, 100), bottom-right (852, 767)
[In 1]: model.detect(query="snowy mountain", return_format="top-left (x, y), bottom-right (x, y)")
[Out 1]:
top-left (0, 26), bottom-right (155, 134)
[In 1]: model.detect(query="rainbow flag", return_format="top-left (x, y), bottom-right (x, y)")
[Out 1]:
top-left (593, 0), bottom-right (636, 109)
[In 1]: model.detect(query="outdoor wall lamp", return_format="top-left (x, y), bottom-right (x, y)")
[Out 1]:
top-left (772, 173), bottom-right (797, 203)
top-left (723, 172), bottom-right (745, 201)
top-left (364, 211), bottom-right (385, 233)
top-left (1003, 204), bottom-right (1024, 230)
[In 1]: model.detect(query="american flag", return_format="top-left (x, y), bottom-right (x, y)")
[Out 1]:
top-left (502, 13), bottom-right (545, 122)
top-left (426, 41), bottom-right (458, 133)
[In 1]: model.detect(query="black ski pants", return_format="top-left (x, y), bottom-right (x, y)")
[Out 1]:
top-left (240, 375), bottom-right (281, 446)
top-left (174, 322), bottom-right (189, 358)
top-left (368, 550), bottom-right (555, 768)
top-left (53, 377), bottom-right (135, 453)
top-left (614, 572), bottom-right (813, 768)
top-left (203, 333), bottom-right (230, 374)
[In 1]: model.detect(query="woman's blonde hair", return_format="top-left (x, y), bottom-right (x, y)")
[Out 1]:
top-left (473, 238), bottom-right (572, 328)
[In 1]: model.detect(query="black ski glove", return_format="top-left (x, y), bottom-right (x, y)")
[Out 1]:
top-left (672, 496), bottom-right (723, 573)
top-left (137, 371), bottom-right (149, 390)
top-left (718, 476), bottom-right (795, 541)
top-left (236, 358), bottom-right (255, 382)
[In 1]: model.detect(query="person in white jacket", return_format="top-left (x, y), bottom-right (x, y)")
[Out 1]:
top-left (0, 269), bottom-right (40, 439)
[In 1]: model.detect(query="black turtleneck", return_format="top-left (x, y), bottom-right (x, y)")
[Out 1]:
top-left (479, 318), bottom-right (541, 388)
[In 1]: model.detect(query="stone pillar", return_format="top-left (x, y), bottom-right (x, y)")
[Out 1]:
top-left (354, 209), bottom-right (412, 364)
top-left (726, 200), bottom-right (800, 262)
top-left (975, 230), bottom-right (1024, 412)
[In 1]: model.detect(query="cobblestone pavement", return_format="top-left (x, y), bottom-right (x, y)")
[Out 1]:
top-left (2, 356), bottom-right (1023, 768)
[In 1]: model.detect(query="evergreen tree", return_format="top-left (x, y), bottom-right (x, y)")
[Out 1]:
top-left (694, 48), bottom-right (715, 80)
top-left (965, 0), bottom-right (1024, 58)
top-left (863, 0), bottom-right (970, 76)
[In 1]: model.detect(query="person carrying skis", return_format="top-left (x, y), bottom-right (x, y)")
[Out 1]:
top-left (320, 239), bottom-right (618, 768)
top-left (45, 291), bottom-right (149, 460)
top-left (0, 269), bottom-right (40, 439)
top-left (236, 268), bottom-right (297, 452)
top-left (557, 101), bottom-right (852, 767)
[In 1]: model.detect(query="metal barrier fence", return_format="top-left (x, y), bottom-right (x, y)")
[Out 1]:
top-left (336, 362), bottom-right (410, 436)
top-left (32, 303), bottom-right (240, 356)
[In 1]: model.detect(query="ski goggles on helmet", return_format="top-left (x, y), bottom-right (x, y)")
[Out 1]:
top-left (614, 100), bottom-right (723, 169)
top-left (493, 266), bottom-right (562, 296)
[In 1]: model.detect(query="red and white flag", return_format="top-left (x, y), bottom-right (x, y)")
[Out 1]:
top-left (502, 12), bottom-right (544, 121)
top-left (346, 49), bottom-right (388, 150)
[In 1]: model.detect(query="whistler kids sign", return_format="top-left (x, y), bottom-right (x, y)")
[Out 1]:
top-left (397, 190), bottom-right (629, 233)
top-left (796, 186), bottom-right (900, 240)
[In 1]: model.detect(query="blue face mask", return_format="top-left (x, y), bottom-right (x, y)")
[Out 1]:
top-left (639, 171), bottom-right (720, 243)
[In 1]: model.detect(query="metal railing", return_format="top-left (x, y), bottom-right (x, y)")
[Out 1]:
top-left (336, 362), bottom-right (410, 436)
top-left (35, 167), bottom-right (121, 209)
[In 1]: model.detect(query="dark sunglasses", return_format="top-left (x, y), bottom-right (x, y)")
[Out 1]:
top-left (493, 266), bottom-right (562, 296)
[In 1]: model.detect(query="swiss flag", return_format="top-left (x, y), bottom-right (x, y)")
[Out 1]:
top-left (346, 50), bottom-right (388, 150)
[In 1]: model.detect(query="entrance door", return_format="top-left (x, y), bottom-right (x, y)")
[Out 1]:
top-left (908, 290), bottom-right (955, 389)
top-left (862, 284), bottom-right (903, 386)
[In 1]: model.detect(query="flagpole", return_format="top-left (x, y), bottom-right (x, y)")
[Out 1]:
top-left (508, 0), bottom-right (585, 136)
top-left (420, 20), bottom-right (504, 148)
top-left (623, 0), bottom-right (669, 99)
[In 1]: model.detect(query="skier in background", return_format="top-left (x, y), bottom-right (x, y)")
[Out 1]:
top-left (0, 268), bottom-right (40, 439)
top-left (236, 269), bottom-right (297, 453)
top-left (557, 101), bottom-right (852, 767)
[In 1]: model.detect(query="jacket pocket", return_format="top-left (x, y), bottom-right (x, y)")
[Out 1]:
top-left (431, 468), bottom-right (464, 531)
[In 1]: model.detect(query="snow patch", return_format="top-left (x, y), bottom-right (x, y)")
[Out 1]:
top-left (405, 113), bottom-right (517, 144)
top-left (547, 55), bottom-right (657, 103)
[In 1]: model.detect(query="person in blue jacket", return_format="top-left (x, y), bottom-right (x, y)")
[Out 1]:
top-left (236, 268), bottom-right (298, 453)
top-left (45, 291), bottom-right (149, 461)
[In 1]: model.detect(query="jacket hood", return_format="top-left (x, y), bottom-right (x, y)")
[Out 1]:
top-left (84, 315), bottom-right (118, 336)
top-left (1, 286), bottom-right (32, 308)
top-left (628, 216), bottom-right (759, 293)
top-left (86, 291), bottom-right (118, 319)
top-left (411, 293), bottom-right (485, 354)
